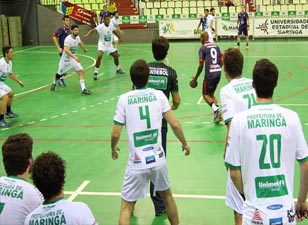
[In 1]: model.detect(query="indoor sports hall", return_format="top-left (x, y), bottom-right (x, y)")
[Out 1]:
top-left (0, 40), bottom-right (307, 224)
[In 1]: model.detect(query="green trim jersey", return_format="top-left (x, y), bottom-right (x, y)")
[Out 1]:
top-left (24, 199), bottom-right (98, 225)
top-left (113, 88), bottom-right (171, 170)
top-left (220, 77), bottom-right (256, 125)
top-left (225, 103), bottom-right (308, 222)
top-left (0, 176), bottom-right (44, 225)
top-left (62, 35), bottom-right (81, 60)
top-left (0, 57), bottom-right (12, 83)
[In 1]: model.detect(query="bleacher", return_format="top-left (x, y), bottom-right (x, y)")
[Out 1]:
top-left (40, 0), bottom-right (308, 16)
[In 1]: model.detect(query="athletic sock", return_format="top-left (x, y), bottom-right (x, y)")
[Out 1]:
top-left (79, 79), bottom-right (86, 90)
top-left (211, 103), bottom-right (219, 112)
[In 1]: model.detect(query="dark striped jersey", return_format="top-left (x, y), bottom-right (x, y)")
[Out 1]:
top-left (147, 61), bottom-right (179, 100)
top-left (198, 42), bottom-right (222, 79)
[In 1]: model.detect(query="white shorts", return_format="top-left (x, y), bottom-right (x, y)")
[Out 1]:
top-left (98, 43), bottom-right (117, 54)
top-left (0, 82), bottom-right (12, 98)
top-left (207, 30), bottom-right (214, 43)
top-left (121, 164), bottom-right (169, 202)
top-left (225, 169), bottom-right (244, 214)
top-left (57, 58), bottom-right (83, 75)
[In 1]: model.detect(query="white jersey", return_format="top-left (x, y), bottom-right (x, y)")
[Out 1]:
top-left (113, 88), bottom-right (171, 170)
top-left (61, 35), bottom-right (81, 61)
top-left (0, 57), bottom-right (12, 83)
top-left (206, 14), bottom-right (214, 43)
top-left (0, 176), bottom-right (44, 225)
top-left (95, 23), bottom-right (115, 48)
top-left (225, 103), bottom-right (308, 224)
top-left (110, 17), bottom-right (119, 28)
top-left (24, 198), bottom-right (98, 225)
top-left (220, 77), bottom-right (256, 125)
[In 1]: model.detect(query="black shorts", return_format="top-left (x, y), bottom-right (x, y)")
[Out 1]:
top-left (238, 26), bottom-right (248, 36)
top-left (203, 77), bottom-right (221, 95)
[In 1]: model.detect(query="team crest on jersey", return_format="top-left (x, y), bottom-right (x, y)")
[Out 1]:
top-left (251, 209), bottom-right (264, 224)
top-left (133, 153), bottom-right (141, 164)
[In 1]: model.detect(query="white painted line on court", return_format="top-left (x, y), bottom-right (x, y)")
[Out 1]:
top-left (27, 121), bottom-right (35, 125)
top-left (305, 123), bottom-right (308, 126)
top-left (202, 122), bottom-right (210, 124)
top-left (51, 115), bottom-right (58, 119)
top-left (72, 110), bottom-right (78, 113)
top-left (14, 46), bottom-right (41, 54)
top-left (40, 118), bottom-right (47, 122)
top-left (81, 107), bottom-right (87, 110)
top-left (67, 180), bottom-right (90, 202)
top-left (185, 121), bottom-right (194, 124)
top-left (278, 104), bottom-right (308, 106)
top-left (62, 113), bottom-right (68, 116)
top-left (197, 96), bottom-right (203, 105)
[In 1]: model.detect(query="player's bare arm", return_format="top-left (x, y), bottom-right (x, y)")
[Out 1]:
top-left (64, 46), bottom-right (79, 62)
top-left (192, 60), bottom-right (204, 83)
top-left (230, 169), bottom-right (244, 194)
top-left (9, 73), bottom-right (24, 87)
top-left (84, 28), bottom-right (97, 38)
top-left (52, 35), bottom-right (62, 54)
top-left (296, 160), bottom-right (308, 221)
top-left (111, 124), bottom-right (123, 160)
top-left (171, 92), bottom-right (180, 110)
top-left (79, 42), bottom-right (88, 53)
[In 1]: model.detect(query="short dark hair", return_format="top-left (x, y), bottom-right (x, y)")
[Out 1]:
top-left (130, 59), bottom-right (150, 89)
top-left (204, 8), bottom-right (209, 12)
top-left (62, 15), bottom-right (70, 20)
top-left (71, 24), bottom-right (78, 30)
top-left (223, 48), bottom-right (243, 78)
top-left (152, 36), bottom-right (169, 61)
top-left (2, 133), bottom-right (33, 176)
top-left (32, 152), bottom-right (66, 201)
top-left (2, 46), bottom-right (12, 58)
top-left (210, 7), bottom-right (215, 12)
top-left (253, 59), bottom-right (278, 98)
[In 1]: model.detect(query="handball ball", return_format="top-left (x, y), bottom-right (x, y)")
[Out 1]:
top-left (190, 79), bottom-right (198, 88)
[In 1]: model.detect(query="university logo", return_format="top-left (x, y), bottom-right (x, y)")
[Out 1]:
top-left (256, 19), bottom-right (269, 34)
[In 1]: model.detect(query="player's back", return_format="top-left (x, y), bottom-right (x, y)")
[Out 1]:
top-left (114, 88), bottom-right (170, 170)
top-left (199, 42), bottom-right (222, 79)
top-left (220, 77), bottom-right (256, 123)
top-left (25, 199), bottom-right (98, 225)
top-left (230, 103), bottom-right (308, 220)
top-left (147, 62), bottom-right (178, 100)
top-left (0, 176), bottom-right (43, 225)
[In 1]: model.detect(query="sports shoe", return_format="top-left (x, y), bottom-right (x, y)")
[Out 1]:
top-left (58, 78), bottom-right (66, 87)
top-left (155, 210), bottom-right (166, 217)
top-left (5, 111), bottom-right (18, 118)
top-left (116, 68), bottom-right (125, 74)
top-left (214, 110), bottom-right (223, 123)
top-left (245, 45), bottom-right (249, 50)
top-left (82, 88), bottom-right (91, 95)
top-left (93, 72), bottom-right (98, 81)
top-left (0, 119), bottom-right (10, 127)
top-left (51, 82), bottom-right (56, 91)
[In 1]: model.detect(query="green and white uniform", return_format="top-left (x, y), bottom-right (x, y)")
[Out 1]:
top-left (57, 35), bottom-right (83, 75)
top-left (0, 176), bottom-right (43, 225)
top-left (220, 77), bottom-right (256, 214)
top-left (0, 57), bottom-right (13, 97)
top-left (225, 103), bottom-right (308, 224)
top-left (24, 198), bottom-right (98, 225)
top-left (114, 88), bottom-right (171, 202)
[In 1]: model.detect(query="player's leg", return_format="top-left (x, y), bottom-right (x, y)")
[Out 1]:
top-left (94, 50), bottom-right (104, 80)
top-left (236, 27), bottom-right (242, 48)
top-left (159, 189), bottom-right (179, 225)
top-left (110, 49), bottom-right (125, 74)
top-left (234, 212), bottom-right (242, 225)
top-left (0, 91), bottom-right (10, 127)
top-left (244, 28), bottom-right (249, 50)
top-left (73, 61), bottom-right (91, 95)
top-left (113, 34), bottom-right (119, 49)
top-left (203, 78), bottom-right (222, 123)
top-left (5, 90), bottom-right (18, 118)
top-left (51, 60), bottom-right (70, 91)
top-left (119, 199), bottom-right (135, 225)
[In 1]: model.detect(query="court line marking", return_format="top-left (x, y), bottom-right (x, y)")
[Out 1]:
top-left (67, 180), bottom-right (90, 202)
top-left (63, 191), bottom-right (308, 202)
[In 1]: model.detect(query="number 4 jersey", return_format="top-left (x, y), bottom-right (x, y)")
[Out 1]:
top-left (113, 88), bottom-right (171, 170)
top-left (225, 103), bottom-right (308, 223)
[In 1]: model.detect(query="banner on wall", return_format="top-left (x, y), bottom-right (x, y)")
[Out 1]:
top-left (62, 2), bottom-right (95, 26)
top-left (159, 19), bottom-right (200, 39)
top-left (253, 18), bottom-right (308, 37)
